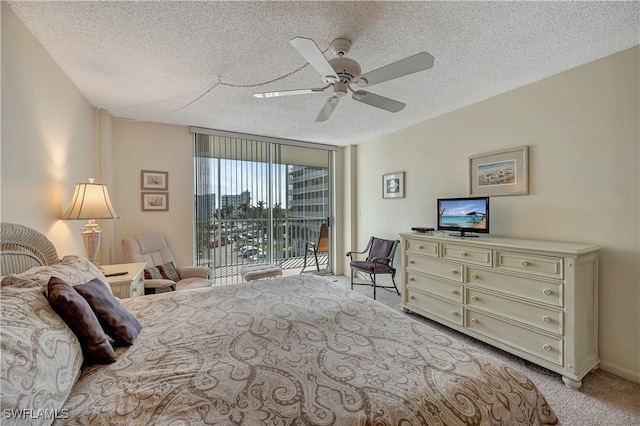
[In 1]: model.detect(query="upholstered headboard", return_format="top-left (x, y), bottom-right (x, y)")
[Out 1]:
top-left (0, 222), bottom-right (60, 275)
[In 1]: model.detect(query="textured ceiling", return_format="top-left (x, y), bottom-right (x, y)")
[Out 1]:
top-left (8, 1), bottom-right (639, 146)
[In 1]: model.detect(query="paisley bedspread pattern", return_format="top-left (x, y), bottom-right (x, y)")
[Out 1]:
top-left (61, 275), bottom-right (558, 425)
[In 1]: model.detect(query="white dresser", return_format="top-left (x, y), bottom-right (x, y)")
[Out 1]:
top-left (400, 232), bottom-right (599, 389)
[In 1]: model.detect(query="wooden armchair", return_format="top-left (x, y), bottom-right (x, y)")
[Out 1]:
top-left (302, 223), bottom-right (329, 273)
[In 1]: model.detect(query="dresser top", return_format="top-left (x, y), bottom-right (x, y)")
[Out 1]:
top-left (400, 232), bottom-right (599, 255)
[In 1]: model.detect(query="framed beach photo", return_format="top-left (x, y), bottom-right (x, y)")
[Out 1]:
top-left (383, 172), bottom-right (405, 199)
top-left (469, 146), bottom-right (528, 196)
top-left (141, 170), bottom-right (168, 191)
top-left (142, 192), bottom-right (169, 211)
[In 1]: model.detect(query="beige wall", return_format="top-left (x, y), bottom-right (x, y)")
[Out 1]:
top-left (354, 46), bottom-right (639, 382)
top-left (110, 119), bottom-right (195, 267)
top-left (1, 3), bottom-right (96, 256)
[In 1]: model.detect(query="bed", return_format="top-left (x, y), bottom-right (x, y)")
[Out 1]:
top-left (1, 223), bottom-right (559, 425)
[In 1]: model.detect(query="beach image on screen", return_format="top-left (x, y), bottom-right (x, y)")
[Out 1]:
top-left (439, 199), bottom-right (487, 229)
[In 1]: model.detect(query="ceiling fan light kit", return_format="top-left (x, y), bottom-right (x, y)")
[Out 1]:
top-left (255, 36), bottom-right (435, 122)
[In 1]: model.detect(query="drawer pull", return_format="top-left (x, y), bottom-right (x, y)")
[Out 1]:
top-left (470, 318), bottom-right (478, 324)
top-left (409, 260), bottom-right (415, 264)
top-left (460, 252), bottom-right (467, 257)
top-left (471, 296), bottom-right (478, 302)
top-left (450, 270), bottom-right (458, 275)
top-left (409, 277), bottom-right (415, 282)
top-left (418, 245), bottom-right (425, 249)
top-left (521, 260), bottom-right (529, 267)
top-left (470, 274), bottom-right (479, 280)
top-left (451, 311), bottom-right (458, 316)
top-left (409, 295), bottom-right (416, 300)
top-left (451, 290), bottom-right (458, 295)
top-left (543, 344), bottom-right (551, 352)
top-left (542, 316), bottom-right (551, 323)
top-left (543, 289), bottom-right (552, 296)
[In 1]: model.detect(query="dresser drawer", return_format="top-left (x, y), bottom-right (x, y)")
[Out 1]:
top-left (466, 267), bottom-right (563, 308)
top-left (441, 243), bottom-right (492, 266)
top-left (405, 238), bottom-right (438, 257)
top-left (406, 289), bottom-right (462, 326)
top-left (406, 272), bottom-right (462, 303)
top-left (406, 255), bottom-right (463, 282)
top-left (466, 309), bottom-right (563, 366)
top-left (466, 289), bottom-right (563, 335)
top-left (495, 251), bottom-right (563, 279)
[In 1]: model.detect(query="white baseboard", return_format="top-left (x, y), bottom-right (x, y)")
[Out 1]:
top-left (600, 360), bottom-right (640, 384)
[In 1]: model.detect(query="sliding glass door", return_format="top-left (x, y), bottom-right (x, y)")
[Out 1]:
top-left (193, 131), bottom-right (334, 285)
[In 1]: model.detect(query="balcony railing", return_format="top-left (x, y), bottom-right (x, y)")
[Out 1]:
top-left (196, 217), bottom-right (328, 285)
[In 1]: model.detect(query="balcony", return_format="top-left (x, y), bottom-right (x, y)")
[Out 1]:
top-left (196, 217), bottom-right (329, 285)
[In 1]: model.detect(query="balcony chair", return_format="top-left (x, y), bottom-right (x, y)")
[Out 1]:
top-left (122, 233), bottom-right (211, 295)
top-left (346, 237), bottom-right (400, 300)
top-left (302, 223), bottom-right (329, 273)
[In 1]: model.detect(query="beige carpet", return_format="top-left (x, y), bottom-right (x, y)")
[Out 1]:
top-left (330, 274), bottom-right (640, 426)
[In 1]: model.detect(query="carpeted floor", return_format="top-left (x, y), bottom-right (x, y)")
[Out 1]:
top-left (329, 274), bottom-right (640, 426)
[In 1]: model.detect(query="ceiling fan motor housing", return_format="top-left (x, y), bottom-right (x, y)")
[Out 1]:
top-left (328, 57), bottom-right (361, 86)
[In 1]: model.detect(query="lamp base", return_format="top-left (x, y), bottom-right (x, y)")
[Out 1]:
top-left (81, 221), bottom-right (103, 270)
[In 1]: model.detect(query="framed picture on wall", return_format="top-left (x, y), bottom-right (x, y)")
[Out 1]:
top-left (141, 170), bottom-right (168, 191)
top-left (383, 172), bottom-right (405, 199)
top-left (142, 192), bottom-right (169, 211)
top-left (469, 146), bottom-right (529, 196)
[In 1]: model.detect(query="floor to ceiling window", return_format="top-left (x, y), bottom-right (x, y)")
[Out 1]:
top-left (193, 129), bottom-right (335, 285)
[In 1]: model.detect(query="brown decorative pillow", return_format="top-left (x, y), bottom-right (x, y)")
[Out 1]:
top-left (75, 278), bottom-right (142, 345)
top-left (144, 261), bottom-right (180, 282)
top-left (47, 277), bottom-right (116, 364)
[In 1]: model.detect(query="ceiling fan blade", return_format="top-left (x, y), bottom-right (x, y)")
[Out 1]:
top-left (316, 96), bottom-right (340, 122)
top-left (254, 87), bottom-right (326, 98)
top-left (352, 91), bottom-right (405, 113)
top-left (353, 52), bottom-right (435, 88)
top-left (290, 37), bottom-right (340, 84)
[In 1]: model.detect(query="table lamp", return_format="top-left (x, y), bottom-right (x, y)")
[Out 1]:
top-left (62, 178), bottom-right (120, 267)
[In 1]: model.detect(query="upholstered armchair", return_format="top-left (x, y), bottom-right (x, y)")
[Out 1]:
top-left (122, 234), bottom-right (211, 294)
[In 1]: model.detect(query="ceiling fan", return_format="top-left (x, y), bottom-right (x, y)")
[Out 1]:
top-left (254, 37), bottom-right (435, 122)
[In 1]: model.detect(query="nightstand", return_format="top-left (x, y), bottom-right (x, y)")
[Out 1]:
top-left (102, 263), bottom-right (146, 298)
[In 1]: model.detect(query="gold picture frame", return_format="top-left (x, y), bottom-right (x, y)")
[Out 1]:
top-left (141, 192), bottom-right (169, 211)
top-left (469, 146), bottom-right (529, 196)
top-left (383, 172), bottom-right (405, 199)
top-left (141, 170), bottom-right (168, 191)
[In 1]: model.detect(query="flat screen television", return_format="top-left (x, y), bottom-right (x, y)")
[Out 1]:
top-left (437, 196), bottom-right (490, 237)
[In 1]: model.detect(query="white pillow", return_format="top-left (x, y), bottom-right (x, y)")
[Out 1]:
top-left (0, 255), bottom-right (112, 294)
top-left (0, 286), bottom-right (84, 425)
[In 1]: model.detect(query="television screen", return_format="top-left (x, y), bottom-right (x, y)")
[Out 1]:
top-left (437, 197), bottom-right (490, 237)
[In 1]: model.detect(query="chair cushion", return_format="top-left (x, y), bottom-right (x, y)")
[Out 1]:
top-left (144, 262), bottom-right (180, 282)
top-left (47, 277), bottom-right (116, 364)
top-left (175, 277), bottom-right (213, 290)
top-left (350, 260), bottom-right (395, 274)
top-left (367, 239), bottom-right (394, 265)
top-left (75, 278), bottom-right (142, 346)
top-left (143, 278), bottom-right (178, 289)
top-left (122, 234), bottom-right (176, 267)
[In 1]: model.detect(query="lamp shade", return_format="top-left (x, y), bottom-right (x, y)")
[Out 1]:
top-left (62, 181), bottom-right (120, 220)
